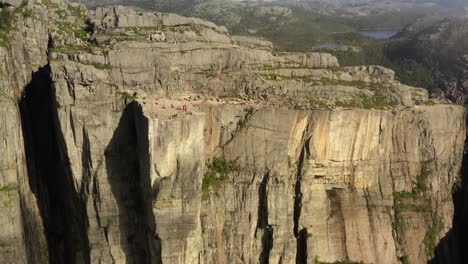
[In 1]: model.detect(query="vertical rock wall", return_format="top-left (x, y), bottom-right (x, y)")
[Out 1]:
top-left (200, 105), bottom-right (466, 264)
top-left (0, 5), bottom-right (49, 264)
top-left (135, 106), bottom-right (205, 263)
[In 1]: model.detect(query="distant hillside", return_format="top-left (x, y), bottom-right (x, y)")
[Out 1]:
top-left (328, 18), bottom-right (468, 103)
top-left (392, 18), bottom-right (468, 102)
top-left (72, 0), bottom-right (447, 50)
top-left (277, 0), bottom-right (466, 8)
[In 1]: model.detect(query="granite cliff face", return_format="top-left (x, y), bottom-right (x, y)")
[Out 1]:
top-left (0, 1), bottom-right (467, 264)
top-left (0, 2), bottom-right (50, 263)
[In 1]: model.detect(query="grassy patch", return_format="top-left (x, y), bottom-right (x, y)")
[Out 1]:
top-left (260, 73), bottom-right (396, 110)
top-left (314, 256), bottom-right (365, 264)
top-left (392, 189), bottom-right (428, 214)
top-left (202, 158), bottom-right (239, 192)
top-left (399, 256), bottom-right (409, 264)
top-left (0, 9), bottom-right (14, 47)
top-left (392, 188), bottom-right (430, 242)
top-left (0, 240), bottom-right (11, 247)
top-left (56, 20), bottom-right (89, 41)
top-left (119, 91), bottom-right (136, 104)
top-left (416, 100), bottom-right (436, 106)
top-left (393, 203), bottom-right (427, 214)
top-left (82, 61), bottom-right (111, 70)
top-left (308, 98), bottom-right (331, 109)
top-left (50, 3), bottom-right (91, 42)
top-left (260, 73), bottom-right (385, 92)
top-left (318, 79), bottom-right (384, 91)
top-left (392, 217), bottom-right (404, 232)
top-left (413, 161), bottom-right (432, 193)
top-left (393, 191), bottom-right (417, 200)
top-left (336, 94), bottom-right (396, 110)
top-left (423, 222), bottom-right (442, 258)
top-left (0, 185), bottom-right (17, 192)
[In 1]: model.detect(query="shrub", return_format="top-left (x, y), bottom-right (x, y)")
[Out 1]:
top-left (0, 185), bottom-right (16, 192)
top-left (0, 9), bottom-right (14, 47)
top-left (202, 158), bottom-right (239, 192)
top-left (393, 191), bottom-right (417, 200)
top-left (399, 256), bottom-right (409, 264)
top-left (423, 222), bottom-right (442, 258)
top-left (314, 256), bottom-right (366, 264)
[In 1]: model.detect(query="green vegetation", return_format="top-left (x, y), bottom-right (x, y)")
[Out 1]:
top-left (399, 255), bottom-right (409, 264)
top-left (56, 19), bottom-right (89, 41)
top-left (202, 158), bottom-right (239, 192)
top-left (336, 94), bottom-right (396, 110)
top-left (136, 0), bottom-right (441, 52)
top-left (423, 222), bottom-right (442, 258)
top-left (329, 18), bottom-right (468, 99)
top-left (260, 72), bottom-right (397, 110)
top-left (261, 73), bottom-right (397, 110)
top-left (0, 185), bottom-right (16, 192)
top-left (0, 9), bottom-right (14, 47)
top-left (84, 0), bottom-right (465, 97)
top-left (391, 161), bottom-right (432, 206)
top-left (319, 79), bottom-right (384, 91)
top-left (392, 184), bottom-right (431, 242)
top-left (66, 3), bottom-right (86, 18)
top-left (392, 217), bottom-right (404, 232)
top-left (261, 73), bottom-right (384, 91)
top-left (314, 256), bottom-right (365, 264)
top-left (3, 199), bottom-right (11, 209)
top-left (393, 191), bottom-right (418, 200)
top-left (50, 2), bottom-right (91, 42)
top-left (308, 98), bottom-right (331, 109)
top-left (120, 91), bottom-right (136, 103)
top-left (393, 203), bottom-right (428, 214)
top-left (392, 188), bottom-right (429, 215)
top-left (237, 107), bottom-right (255, 128)
top-left (417, 100), bottom-right (436, 106)
top-left (18, 7), bottom-right (35, 19)
top-left (413, 162), bottom-right (432, 194)
top-left (0, 240), bottom-right (11, 248)
top-left (84, 61), bottom-right (112, 70)
top-left (329, 43), bottom-right (439, 90)
top-left (0, 89), bottom-right (16, 103)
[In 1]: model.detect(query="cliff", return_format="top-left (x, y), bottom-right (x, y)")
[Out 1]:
top-left (0, 1), bottom-right (466, 264)
top-left (0, 2), bottom-right (50, 263)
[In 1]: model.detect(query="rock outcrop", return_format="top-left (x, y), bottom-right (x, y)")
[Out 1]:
top-left (0, 3), bottom-right (50, 264)
top-left (0, 1), bottom-right (466, 264)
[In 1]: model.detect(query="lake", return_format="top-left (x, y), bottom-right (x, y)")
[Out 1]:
top-left (358, 30), bottom-right (399, 39)
top-left (311, 43), bottom-right (341, 50)
top-left (311, 29), bottom-right (399, 50)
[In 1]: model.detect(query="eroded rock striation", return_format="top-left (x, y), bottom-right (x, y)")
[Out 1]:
top-left (0, 1), bottom-right (466, 264)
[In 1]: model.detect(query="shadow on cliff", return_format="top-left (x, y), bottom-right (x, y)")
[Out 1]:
top-left (20, 66), bottom-right (90, 264)
top-left (104, 102), bottom-right (161, 263)
top-left (429, 117), bottom-right (468, 264)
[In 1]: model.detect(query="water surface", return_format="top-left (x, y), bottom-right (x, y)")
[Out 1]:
top-left (358, 30), bottom-right (399, 39)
